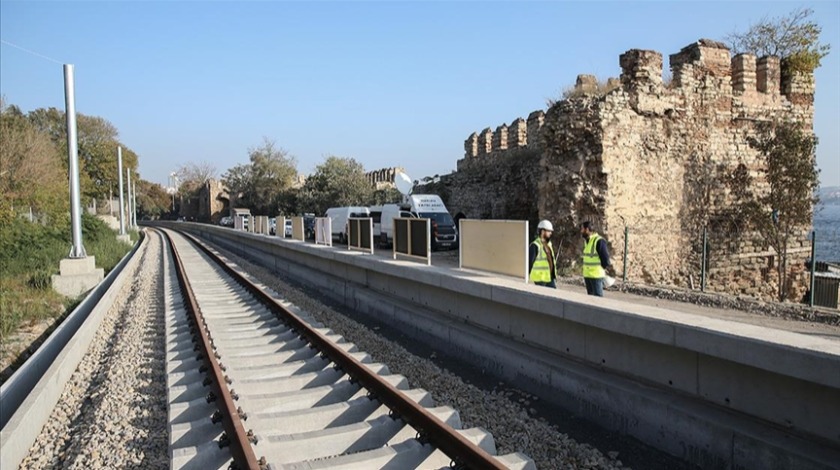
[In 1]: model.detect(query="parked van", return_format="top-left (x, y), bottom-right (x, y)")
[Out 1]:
top-left (370, 204), bottom-right (415, 247)
top-left (324, 206), bottom-right (370, 244)
top-left (407, 194), bottom-right (458, 250)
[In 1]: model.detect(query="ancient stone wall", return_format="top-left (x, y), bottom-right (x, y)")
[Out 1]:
top-left (197, 179), bottom-right (229, 223)
top-left (439, 38), bottom-right (815, 299)
top-left (422, 111), bottom-right (546, 226)
top-left (365, 167), bottom-right (405, 189)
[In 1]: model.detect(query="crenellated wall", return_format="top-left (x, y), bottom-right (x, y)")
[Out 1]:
top-left (429, 38), bottom-right (816, 300)
top-left (461, 110), bottom-right (546, 166)
top-left (364, 167), bottom-right (405, 189)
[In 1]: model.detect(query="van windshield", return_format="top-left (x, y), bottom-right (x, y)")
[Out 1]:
top-left (418, 212), bottom-right (454, 226)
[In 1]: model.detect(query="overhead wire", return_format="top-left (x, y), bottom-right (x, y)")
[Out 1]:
top-left (1, 39), bottom-right (64, 64)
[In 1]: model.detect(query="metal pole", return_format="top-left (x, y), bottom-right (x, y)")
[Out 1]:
top-left (109, 186), bottom-right (113, 216)
top-left (126, 169), bottom-right (132, 228)
top-left (170, 173), bottom-right (176, 213)
top-left (133, 182), bottom-right (137, 226)
top-left (117, 146), bottom-right (126, 235)
top-left (64, 64), bottom-right (86, 258)
top-left (809, 230), bottom-right (816, 308)
top-left (622, 226), bottom-right (629, 283)
top-left (701, 226), bottom-right (708, 292)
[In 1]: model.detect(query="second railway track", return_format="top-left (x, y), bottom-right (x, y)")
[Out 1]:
top-left (161, 228), bottom-right (535, 469)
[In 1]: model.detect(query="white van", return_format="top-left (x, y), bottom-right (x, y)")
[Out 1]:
top-left (370, 204), bottom-right (415, 247)
top-left (324, 206), bottom-right (370, 244)
top-left (407, 195), bottom-right (458, 250)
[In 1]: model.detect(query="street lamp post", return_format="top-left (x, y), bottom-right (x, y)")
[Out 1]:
top-left (169, 172), bottom-right (178, 215)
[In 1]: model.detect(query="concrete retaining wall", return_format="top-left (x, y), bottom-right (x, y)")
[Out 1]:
top-left (1, 233), bottom-right (146, 470)
top-left (165, 222), bottom-right (840, 469)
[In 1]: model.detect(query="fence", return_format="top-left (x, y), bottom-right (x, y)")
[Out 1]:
top-left (589, 224), bottom-right (840, 307)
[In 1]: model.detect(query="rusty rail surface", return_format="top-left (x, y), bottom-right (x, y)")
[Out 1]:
top-left (177, 229), bottom-right (506, 470)
top-left (165, 231), bottom-right (263, 470)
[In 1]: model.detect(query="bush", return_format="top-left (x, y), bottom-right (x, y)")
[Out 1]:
top-left (0, 213), bottom-right (132, 343)
top-left (27, 270), bottom-right (52, 290)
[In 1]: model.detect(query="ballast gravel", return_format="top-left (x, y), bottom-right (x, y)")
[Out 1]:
top-left (17, 230), bottom-right (645, 469)
top-left (19, 233), bottom-right (168, 470)
top-left (206, 241), bottom-right (630, 470)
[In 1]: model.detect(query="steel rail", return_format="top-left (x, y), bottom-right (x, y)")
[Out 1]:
top-left (176, 229), bottom-right (506, 470)
top-left (164, 230), bottom-right (263, 470)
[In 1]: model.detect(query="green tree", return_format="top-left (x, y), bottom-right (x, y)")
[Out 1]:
top-left (725, 7), bottom-right (831, 73)
top-left (135, 179), bottom-right (172, 219)
top-left (298, 156), bottom-right (373, 216)
top-left (176, 161), bottom-right (217, 195)
top-left (222, 163), bottom-right (250, 203)
top-left (25, 107), bottom-right (139, 201)
top-left (727, 121), bottom-right (820, 301)
top-left (0, 100), bottom-right (68, 224)
top-left (221, 138), bottom-right (298, 215)
top-left (370, 187), bottom-right (403, 205)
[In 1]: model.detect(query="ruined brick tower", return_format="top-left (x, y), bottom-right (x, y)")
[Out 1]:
top-left (425, 39), bottom-right (816, 299)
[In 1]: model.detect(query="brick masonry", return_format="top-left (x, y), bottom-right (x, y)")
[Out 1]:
top-left (419, 39), bottom-right (816, 300)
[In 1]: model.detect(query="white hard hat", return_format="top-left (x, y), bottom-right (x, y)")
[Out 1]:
top-left (604, 276), bottom-right (616, 288)
top-left (537, 220), bottom-right (553, 231)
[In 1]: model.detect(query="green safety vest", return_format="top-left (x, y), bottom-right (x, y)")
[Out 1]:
top-left (582, 233), bottom-right (606, 279)
top-left (530, 238), bottom-right (556, 283)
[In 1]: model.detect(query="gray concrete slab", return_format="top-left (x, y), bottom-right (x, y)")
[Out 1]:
top-left (171, 439), bottom-right (230, 470)
top-left (260, 415), bottom-right (407, 464)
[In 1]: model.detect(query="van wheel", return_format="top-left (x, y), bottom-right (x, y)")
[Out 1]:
top-left (380, 233), bottom-right (388, 248)
top-left (340, 233), bottom-right (346, 244)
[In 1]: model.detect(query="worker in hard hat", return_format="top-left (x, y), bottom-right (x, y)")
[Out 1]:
top-left (580, 221), bottom-right (614, 296)
top-left (529, 220), bottom-right (558, 288)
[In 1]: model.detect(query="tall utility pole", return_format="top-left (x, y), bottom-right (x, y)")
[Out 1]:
top-left (117, 146), bottom-right (126, 235)
top-left (132, 182), bottom-right (137, 226)
top-left (126, 168), bottom-right (132, 228)
top-left (64, 64), bottom-right (86, 258)
top-left (52, 64), bottom-right (103, 298)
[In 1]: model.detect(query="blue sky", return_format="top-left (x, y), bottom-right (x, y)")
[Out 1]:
top-left (2, 1), bottom-right (838, 188)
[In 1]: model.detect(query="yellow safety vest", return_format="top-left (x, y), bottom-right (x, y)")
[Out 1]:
top-left (530, 238), bottom-right (556, 283)
top-left (582, 233), bottom-right (606, 279)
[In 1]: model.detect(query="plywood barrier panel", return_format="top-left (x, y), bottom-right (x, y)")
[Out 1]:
top-left (393, 218), bottom-right (430, 264)
top-left (348, 218), bottom-right (373, 254)
top-left (291, 216), bottom-right (304, 241)
top-left (315, 217), bottom-right (332, 246)
top-left (460, 219), bottom-right (528, 281)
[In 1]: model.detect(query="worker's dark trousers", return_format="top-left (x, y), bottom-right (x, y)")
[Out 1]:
top-left (584, 277), bottom-right (603, 296)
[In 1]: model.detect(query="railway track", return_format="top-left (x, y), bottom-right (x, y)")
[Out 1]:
top-left (161, 228), bottom-right (535, 469)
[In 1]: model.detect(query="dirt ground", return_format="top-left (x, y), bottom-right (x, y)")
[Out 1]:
top-left (0, 317), bottom-right (57, 384)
